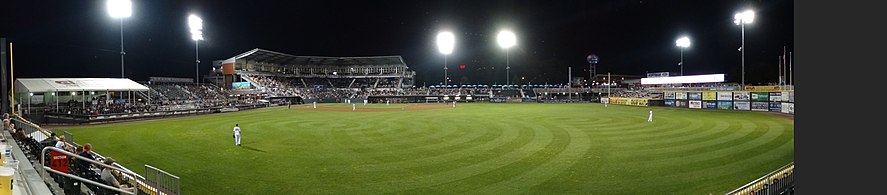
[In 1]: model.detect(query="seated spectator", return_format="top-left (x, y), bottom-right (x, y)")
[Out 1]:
top-left (55, 135), bottom-right (68, 150)
top-left (100, 157), bottom-right (136, 193)
top-left (76, 143), bottom-right (96, 176)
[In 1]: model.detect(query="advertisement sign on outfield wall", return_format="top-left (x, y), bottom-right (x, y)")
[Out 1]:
top-left (781, 103), bottom-right (794, 114)
top-left (704, 101), bottom-right (718, 109)
top-left (781, 92), bottom-right (790, 102)
top-left (665, 92), bottom-right (676, 100)
top-left (675, 100), bottom-right (688, 108)
top-left (788, 92), bottom-right (794, 103)
top-left (734, 101), bottom-right (751, 110)
top-left (751, 92), bottom-right (769, 102)
top-left (689, 100), bottom-right (702, 109)
top-left (717, 92), bottom-right (733, 101)
top-left (733, 92), bottom-right (750, 101)
top-left (703, 92), bottom-right (717, 101)
top-left (751, 102), bottom-right (769, 111)
top-left (769, 102), bottom-right (782, 112)
top-left (688, 92), bottom-right (702, 100)
top-left (769, 92), bottom-right (782, 102)
top-left (717, 101), bottom-right (733, 110)
top-left (675, 92), bottom-right (687, 100)
top-left (665, 99), bottom-right (675, 107)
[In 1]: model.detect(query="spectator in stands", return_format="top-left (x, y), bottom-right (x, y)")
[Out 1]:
top-left (100, 157), bottom-right (136, 193)
top-left (55, 135), bottom-right (67, 150)
top-left (76, 143), bottom-right (97, 176)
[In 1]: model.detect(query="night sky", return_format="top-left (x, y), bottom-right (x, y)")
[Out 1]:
top-left (1, 0), bottom-right (793, 86)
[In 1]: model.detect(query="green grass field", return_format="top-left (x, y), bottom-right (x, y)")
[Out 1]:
top-left (56, 103), bottom-right (794, 194)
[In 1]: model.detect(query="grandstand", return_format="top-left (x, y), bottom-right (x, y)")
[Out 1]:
top-left (210, 48), bottom-right (416, 102)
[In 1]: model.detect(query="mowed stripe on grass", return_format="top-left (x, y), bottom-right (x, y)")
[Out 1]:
top-left (57, 103), bottom-right (793, 194)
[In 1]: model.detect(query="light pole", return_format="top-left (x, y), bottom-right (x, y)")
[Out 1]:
top-left (676, 36), bottom-right (690, 76)
top-left (437, 31), bottom-right (455, 87)
top-left (107, 0), bottom-right (132, 78)
top-left (497, 30), bottom-right (516, 87)
top-left (734, 10), bottom-right (754, 87)
top-left (189, 14), bottom-right (204, 84)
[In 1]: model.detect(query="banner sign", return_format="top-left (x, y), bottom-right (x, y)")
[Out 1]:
top-left (704, 101), bottom-right (718, 109)
top-left (676, 100), bottom-right (688, 108)
top-left (781, 103), bottom-right (794, 114)
top-left (50, 150), bottom-right (69, 173)
top-left (232, 82), bottom-right (251, 90)
top-left (734, 101), bottom-right (751, 110)
top-left (665, 99), bottom-right (675, 107)
top-left (733, 92), bottom-right (750, 101)
top-left (675, 92), bottom-right (687, 100)
top-left (608, 97), bottom-right (651, 106)
top-left (718, 101), bottom-right (733, 110)
top-left (687, 92), bottom-right (702, 100)
top-left (751, 102), bottom-right (769, 111)
top-left (751, 92), bottom-right (769, 102)
top-left (717, 92), bottom-right (733, 101)
top-left (781, 91), bottom-right (790, 102)
top-left (703, 92), bottom-right (717, 100)
top-left (665, 92), bottom-right (676, 100)
top-left (769, 92), bottom-right (782, 102)
top-left (769, 102), bottom-right (782, 112)
top-left (744, 85), bottom-right (781, 91)
top-left (647, 72), bottom-right (670, 78)
top-left (689, 100), bottom-right (702, 109)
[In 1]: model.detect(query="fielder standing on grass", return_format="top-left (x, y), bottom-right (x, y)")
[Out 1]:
top-left (233, 124), bottom-right (241, 146)
top-left (648, 109), bottom-right (653, 122)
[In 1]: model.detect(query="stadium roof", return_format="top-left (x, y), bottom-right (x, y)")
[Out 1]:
top-left (14, 78), bottom-right (149, 93)
top-left (230, 48), bottom-right (407, 66)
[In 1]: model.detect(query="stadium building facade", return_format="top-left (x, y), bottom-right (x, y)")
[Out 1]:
top-left (209, 49), bottom-right (415, 101)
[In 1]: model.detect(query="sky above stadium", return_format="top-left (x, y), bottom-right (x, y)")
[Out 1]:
top-left (1, 0), bottom-right (792, 86)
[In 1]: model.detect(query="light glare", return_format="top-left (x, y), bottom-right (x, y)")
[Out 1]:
top-left (189, 14), bottom-right (204, 41)
top-left (676, 37), bottom-right (690, 48)
top-left (497, 30), bottom-right (516, 49)
top-left (734, 10), bottom-right (755, 25)
top-left (107, 0), bottom-right (132, 18)
top-left (436, 31), bottom-right (455, 55)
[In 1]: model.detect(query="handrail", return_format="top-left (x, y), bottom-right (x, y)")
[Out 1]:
top-left (725, 162), bottom-right (794, 195)
top-left (40, 147), bottom-right (138, 195)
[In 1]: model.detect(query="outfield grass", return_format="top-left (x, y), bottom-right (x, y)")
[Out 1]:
top-left (57, 103), bottom-right (793, 194)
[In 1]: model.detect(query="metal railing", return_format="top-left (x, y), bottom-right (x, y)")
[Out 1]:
top-left (13, 114), bottom-right (178, 195)
top-left (145, 164), bottom-right (181, 195)
top-left (726, 162), bottom-right (794, 195)
top-left (40, 147), bottom-right (138, 195)
top-left (63, 130), bottom-right (75, 145)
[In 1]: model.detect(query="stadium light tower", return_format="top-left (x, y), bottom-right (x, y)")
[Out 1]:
top-left (734, 9), bottom-right (754, 87)
top-left (189, 14), bottom-right (204, 84)
top-left (497, 30), bottom-right (516, 87)
top-left (675, 36), bottom-right (690, 76)
top-left (107, 0), bottom-right (132, 78)
top-left (437, 31), bottom-right (455, 87)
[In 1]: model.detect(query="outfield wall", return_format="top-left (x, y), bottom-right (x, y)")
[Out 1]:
top-left (663, 90), bottom-right (794, 115)
top-left (607, 97), bottom-right (654, 107)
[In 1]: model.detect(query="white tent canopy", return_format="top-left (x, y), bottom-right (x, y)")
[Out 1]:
top-left (14, 78), bottom-right (149, 93)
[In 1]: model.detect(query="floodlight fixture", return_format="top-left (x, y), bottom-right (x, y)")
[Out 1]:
top-left (107, 0), bottom-right (132, 18)
top-left (497, 30), bottom-right (516, 49)
top-left (436, 31), bottom-right (455, 55)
